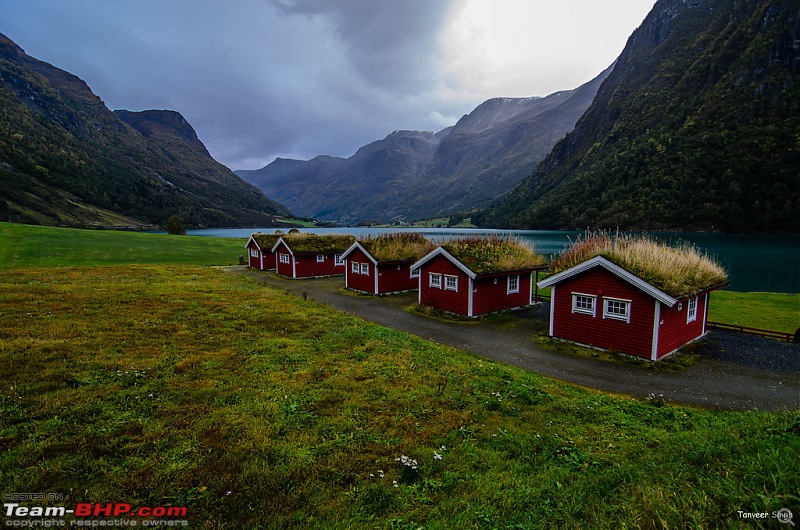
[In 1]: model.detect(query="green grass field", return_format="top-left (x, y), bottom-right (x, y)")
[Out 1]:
top-left (0, 222), bottom-right (246, 268)
top-left (0, 223), bottom-right (798, 528)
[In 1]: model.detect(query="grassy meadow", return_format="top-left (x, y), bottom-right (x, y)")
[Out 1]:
top-left (0, 223), bottom-right (798, 528)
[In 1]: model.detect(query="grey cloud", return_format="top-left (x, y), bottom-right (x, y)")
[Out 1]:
top-left (270, 0), bottom-right (453, 92)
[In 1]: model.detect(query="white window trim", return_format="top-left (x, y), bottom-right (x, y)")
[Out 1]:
top-left (360, 263), bottom-right (369, 275)
top-left (250, 249), bottom-right (259, 258)
top-left (444, 275), bottom-right (458, 292)
top-left (279, 253), bottom-right (290, 264)
top-left (316, 254), bottom-right (325, 263)
top-left (603, 297), bottom-right (631, 323)
top-left (410, 267), bottom-right (420, 279)
top-left (507, 274), bottom-right (520, 294)
top-left (429, 273), bottom-right (442, 289)
top-left (351, 261), bottom-right (360, 274)
top-left (687, 297), bottom-right (698, 323)
top-left (571, 293), bottom-right (597, 317)
top-left (334, 254), bottom-right (344, 266)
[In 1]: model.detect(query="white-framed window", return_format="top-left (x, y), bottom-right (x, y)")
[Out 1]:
top-left (429, 273), bottom-right (442, 289)
top-left (360, 263), bottom-right (369, 275)
top-left (316, 254), bottom-right (325, 263)
top-left (410, 267), bottom-right (420, 279)
top-left (279, 253), bottom-right (290, 264)
top-left (250, 249), bottom-right (259, 258)
top-left (687, 297), bottom-right (697, 323)
top-left (444, 275), bottom-right (458, 291)
top-left (603, 298), bottom-right (631, 323)
top-left (351, 261), bottom-right (360, 274)
top-left (572, 293), bottom-right (596, 316)
top-left (335, 254), bottom-right (344, 266)
top-left (507, 274), bottom-right (520, 294)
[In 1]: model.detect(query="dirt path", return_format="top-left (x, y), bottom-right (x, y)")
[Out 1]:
top-left (227, 267), bottom-right (800, 412)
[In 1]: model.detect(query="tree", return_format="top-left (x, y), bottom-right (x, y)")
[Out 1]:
top-left (165, 214), bottom-right (186, 235)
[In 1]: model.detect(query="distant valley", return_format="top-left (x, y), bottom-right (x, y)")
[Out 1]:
top-left (237, 66), bottom-right (610, 225)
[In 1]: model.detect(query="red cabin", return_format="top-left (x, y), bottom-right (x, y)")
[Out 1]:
top-left (537, 256), bottom-right (725, 361)
top-left (245, 233), bottom-right (281, 270)
top-left (271, 234), bottom-right (355, 279)
top-left (341, 242), bottom-right (421, 295)
top-left (411, 245), bottom-right (547, 318)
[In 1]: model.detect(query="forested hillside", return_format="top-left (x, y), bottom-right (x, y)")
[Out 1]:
top-left (478, 0), bottom-right (800, 232)
top-left (0, 33), bottom-right (289, 228)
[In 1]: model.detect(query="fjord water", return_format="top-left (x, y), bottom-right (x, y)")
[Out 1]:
top-left (189, 228), bottom-right (800, 293)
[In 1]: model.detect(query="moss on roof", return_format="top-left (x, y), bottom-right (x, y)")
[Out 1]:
top-left (280, 233), bottom-right (355, 254)
top-left (250, 232), bottom-right (282, 248)
top-left (550, 231), bottom-right (729, 298)
top-left (359, 232), bottom-right (436, 262)
top-left (442, 235), bottom-right (546, 275)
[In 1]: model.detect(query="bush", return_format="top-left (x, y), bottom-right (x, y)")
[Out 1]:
top-left (165, 214), bottom-right (186, 235)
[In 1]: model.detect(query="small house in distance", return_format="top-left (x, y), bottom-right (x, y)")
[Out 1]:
top-left (245, 232), bottom-right (282, 270)
top-left (272, 233), bottom-right (356, 279)
top-left (411, 235), bottom-right (548, 318)
top-left (537, 232), bottom-right (729, 361)
top-left (341, 232), bottom-right (435, 295)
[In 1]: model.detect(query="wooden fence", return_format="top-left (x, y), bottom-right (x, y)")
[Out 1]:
top-left (707, 321), bottom-right (796, 342)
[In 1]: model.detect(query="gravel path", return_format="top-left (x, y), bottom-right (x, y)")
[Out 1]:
top-left (228, 268), bottom-right (800, 412)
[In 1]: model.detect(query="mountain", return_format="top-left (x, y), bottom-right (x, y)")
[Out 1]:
top-left (237, 68), bottom-right (610, 224)
top-left (477, 0), bottom-right (800, 232)
top-left (0, 33), bottom-right (290, 228)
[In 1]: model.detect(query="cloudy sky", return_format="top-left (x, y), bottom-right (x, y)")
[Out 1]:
top-left (3, 0), bottom-right (656, 170)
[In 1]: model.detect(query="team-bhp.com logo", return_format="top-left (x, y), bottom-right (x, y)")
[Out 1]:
top-left (4, 501), bottom-right (189, 527)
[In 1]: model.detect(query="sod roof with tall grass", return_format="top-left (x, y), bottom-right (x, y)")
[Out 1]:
top-left (550, 232), bottom-right (729, 298)
top-left (278, 232), bottom-right (356, 253)
top-left (357, 232), bottom-right (436, 262)
top-left (441, 235), bottom-right (547, 275)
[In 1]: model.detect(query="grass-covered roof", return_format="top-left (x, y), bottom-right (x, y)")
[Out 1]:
top-left (358, 232), bottom-right (436, 262)
top-left (280, 233), bottom-right (355, 254)
top-left (550, 231), bottom-right (728, 298)
top-left (442, 235), bottom-right (546, 275)
top-left (250, 232), bottom-right (282, 248)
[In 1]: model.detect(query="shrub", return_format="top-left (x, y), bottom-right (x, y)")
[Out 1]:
top-left (165, 214), bottom-right (186, 235)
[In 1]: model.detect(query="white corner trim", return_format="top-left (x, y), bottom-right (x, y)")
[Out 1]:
top-left (651, 300), bottom-right (661, 361)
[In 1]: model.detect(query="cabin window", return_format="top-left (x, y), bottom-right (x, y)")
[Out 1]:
top-left (316, 254), bottom-right (325, 263)
top-left (279, 253), bottom-right (290, 264)
top-left (571, 293), bottom-right (596, 317)
top-left (250, 249), bottom-right (259, 258)
top-left (603, 298), bottom-right (631, 323)
top-left (429, 273), bottom-right (442, 289)
top-left (507, 275), bottom-right (520, 294)
top-left (686, 297), bottom-right (698, 323)
top-left (360, 263), bottom-right (369, 275)
top-left (335, 254), bottom-right (344, 266)
top-left (351, 262), bottom-right (360, 274)
top-left (444, 275), bottom-right (458, 291)
top-left (410, 268), bottom-right (420, 279)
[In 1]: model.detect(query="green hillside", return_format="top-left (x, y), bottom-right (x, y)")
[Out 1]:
top-left (479, 0), bottom-right (800, 232)
top-left (0, 33), bottom-right (290, 229)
